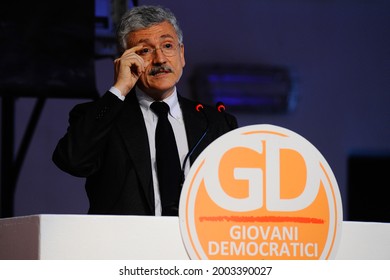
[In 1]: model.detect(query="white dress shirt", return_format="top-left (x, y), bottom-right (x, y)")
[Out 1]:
top-left (109, 86), bottom-right (189, 216)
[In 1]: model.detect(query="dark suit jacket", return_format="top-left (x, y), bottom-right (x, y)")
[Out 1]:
top-left (53, 91), bottom-right (238, 215)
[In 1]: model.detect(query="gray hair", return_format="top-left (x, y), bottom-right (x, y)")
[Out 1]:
top-left (117, 5), bottom-right (183, 52)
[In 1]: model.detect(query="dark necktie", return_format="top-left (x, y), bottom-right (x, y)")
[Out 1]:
top-left (150, 101), bottom-right (182, 216)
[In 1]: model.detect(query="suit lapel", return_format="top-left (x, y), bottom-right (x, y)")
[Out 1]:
top-left (116, 93), bottom-right (154, 211)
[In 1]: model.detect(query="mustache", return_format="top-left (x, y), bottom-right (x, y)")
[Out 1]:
top-left (148, 65), bottom-right (173, 76)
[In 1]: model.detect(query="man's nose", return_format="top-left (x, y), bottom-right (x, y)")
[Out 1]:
top-left (152, 48), bottom-right (167, 64)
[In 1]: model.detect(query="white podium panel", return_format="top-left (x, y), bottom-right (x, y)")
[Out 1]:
top-left (0, 215), bottom-right (389, 260)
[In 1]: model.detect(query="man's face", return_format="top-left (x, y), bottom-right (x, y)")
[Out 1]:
top-left (127, 21), bottom-right (185, 100)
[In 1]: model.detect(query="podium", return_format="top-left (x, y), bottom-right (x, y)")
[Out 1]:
top-left (0, 215), bottom-right (389, 260)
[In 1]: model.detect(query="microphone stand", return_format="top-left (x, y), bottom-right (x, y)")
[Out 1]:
top-left (181, 104), bottom-right (209, 185)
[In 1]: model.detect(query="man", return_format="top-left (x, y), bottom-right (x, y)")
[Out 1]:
top-left (53, 5), bottom-right (237, 216)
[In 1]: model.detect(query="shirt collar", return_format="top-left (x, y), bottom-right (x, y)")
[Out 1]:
top-left (136, 87), bottom-right (181, 120)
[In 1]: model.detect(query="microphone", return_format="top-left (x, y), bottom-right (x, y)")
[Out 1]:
top-left (216, 101), bottom-right (226, 113)
top-left (216, 101), bottom-right (235, 130)
top-left (181, 103), bottom-right (209, 185)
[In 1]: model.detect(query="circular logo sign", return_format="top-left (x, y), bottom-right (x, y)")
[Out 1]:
top-left (179, 124), bottom-right (342, 259)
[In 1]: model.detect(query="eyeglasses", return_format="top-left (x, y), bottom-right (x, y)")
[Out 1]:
top-left (136, 43), bottom-right (180, 59)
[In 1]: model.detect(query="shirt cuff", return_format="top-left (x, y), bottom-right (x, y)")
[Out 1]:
top-left (109, 87), bottom-right (125, 101)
